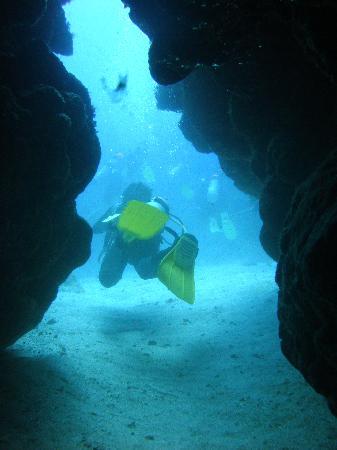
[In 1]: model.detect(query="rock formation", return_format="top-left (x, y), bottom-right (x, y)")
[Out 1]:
top-left (0, 0), bottom-right (100, 347)
top-left (277, 150), bottom-right (337, 416)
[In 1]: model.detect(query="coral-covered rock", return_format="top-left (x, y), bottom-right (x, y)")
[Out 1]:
top-left (157, 66), bottom-right (264, 197)
top-left (0, 0), bottom-right (73, 55)
top-left (276, 150), bottom-right (337, 416)
top-left (0, 2), bottom-right (100, 347)
top-left (32, 0), bottom-right (73, 55)
top-left (0, 0), bottom-right (47, 27)
top-left (135, 1), bottom-right (337, 260)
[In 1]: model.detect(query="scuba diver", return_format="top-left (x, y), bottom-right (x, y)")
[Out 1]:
top-left (206, 173), bottom-right (237, 240)
top-left (100, 74), bottom-right (128, 103)
top-left (93, 182), bottom-right (199, 303)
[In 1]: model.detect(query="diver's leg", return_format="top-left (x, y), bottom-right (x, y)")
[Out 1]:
top-left (99, 243), bottom-right (127, 287)
top-left (134, 249), bottom-right (171, 280)
top-left (135, 235), bottom-right (199, 280)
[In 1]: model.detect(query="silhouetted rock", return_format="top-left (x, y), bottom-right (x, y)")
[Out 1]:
top-left (0, 1), bottom-right (100, 347)
top-left (32, 0), bottom-right (73, 55)
top-left (277, 150), bottom-right (337, 416)
top-left (146, 1), bottom-right (337, 260)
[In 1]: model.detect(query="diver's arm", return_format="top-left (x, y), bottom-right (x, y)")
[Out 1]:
top-left (92, 206), bottom-right (118, 233)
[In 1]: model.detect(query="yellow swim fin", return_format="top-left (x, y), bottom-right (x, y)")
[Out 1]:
top-left (158, 234), bottom-right (198, 304)
top-left (117, 200), bottom-right (169, 242)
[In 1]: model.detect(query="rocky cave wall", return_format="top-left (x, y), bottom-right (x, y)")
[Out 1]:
top-left (276, 150), bottom-right (337, 416)
top-left (122, 0), bottom-right (337, 415)
top-left (0, 0), bottom-right (100, 348)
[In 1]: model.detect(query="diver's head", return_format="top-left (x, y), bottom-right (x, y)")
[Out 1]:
top-left (121, 182), bottom-right (152, 205)
top-left (148, 196), bottom-right (170, 215)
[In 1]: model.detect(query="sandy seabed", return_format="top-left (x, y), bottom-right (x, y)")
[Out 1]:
top-left (1, 262), bottom-right (336, 450)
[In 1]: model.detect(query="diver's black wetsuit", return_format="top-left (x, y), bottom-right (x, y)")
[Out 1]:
top-left (93, 206), bottom-right (171, 288)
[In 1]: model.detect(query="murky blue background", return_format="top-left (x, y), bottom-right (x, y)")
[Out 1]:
top-left (60, 0), bottom-right (268, 276)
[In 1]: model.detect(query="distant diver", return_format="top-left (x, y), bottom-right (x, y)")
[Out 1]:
top-left (93, 182), bottom-right (199, 304)
top-left (114, 74), bottom-right (128, 91)
top-left (100, 74), bottom-right (128, 103)
top-left (207, 173), bottom-right (237, 240)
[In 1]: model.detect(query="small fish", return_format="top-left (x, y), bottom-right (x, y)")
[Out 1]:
top-left (168, 164), bottom-right (182, 176)
top-left (113, 151), bottom-right (125, 160)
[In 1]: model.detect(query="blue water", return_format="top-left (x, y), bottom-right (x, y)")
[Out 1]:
top-left (59, 0), bottom-right (268, 279)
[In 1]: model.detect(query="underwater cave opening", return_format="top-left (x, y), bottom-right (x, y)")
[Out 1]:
top-left (59, 0), bottom-right (268, 278)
